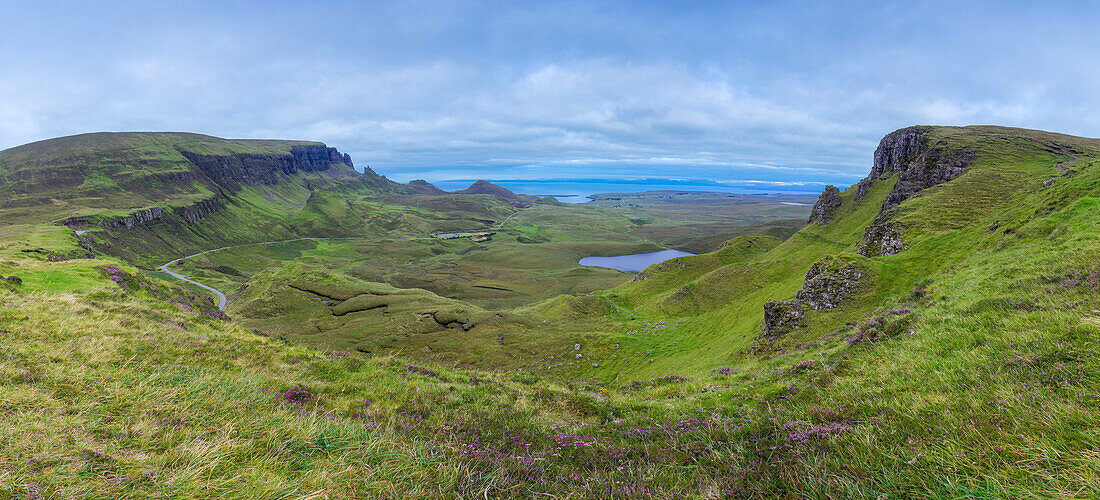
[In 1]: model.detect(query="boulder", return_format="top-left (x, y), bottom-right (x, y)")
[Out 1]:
top-left (761, 299), bottom-right (805, 339)
top-left (796, 257), bottom-right (864, 310)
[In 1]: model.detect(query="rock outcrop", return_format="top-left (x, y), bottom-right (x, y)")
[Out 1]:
top-left (858, 218), bottom-right (906, 257)
top-left (99, 197), bottom-right (225, 230)
top-left (99, 206), bottom-right (167, 230)
top-left (760, 256), bottom-right (866, 340)
top-left (795, 257), bottom-right (864, 310)
top-left (869, 127), bottom-right (933, 179)
top-left (849, 126), bottom-right (977, 256)
top-left (180, 145), bottom-right (354, 193)
top-left (761, 299), bottom-right (805, 339)
top-left (808, 185), bottom-right (842, 225)
top-left (866, 126), bottom-right (976, 211)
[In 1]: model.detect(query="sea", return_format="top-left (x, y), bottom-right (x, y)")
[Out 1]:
top-left (429, 178), bottom-right (832, 203)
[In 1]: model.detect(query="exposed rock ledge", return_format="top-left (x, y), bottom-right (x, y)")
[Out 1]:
top-left (850, 126), bottom-right (976, 255)
top-left (98, 197), bottom-right (225, 230)
top-left (807, 185), bottom-right (842, 225)
top-left (180, 144), bottom-right (354, 192)
top-left (759, 256), bottom-right (865, 341)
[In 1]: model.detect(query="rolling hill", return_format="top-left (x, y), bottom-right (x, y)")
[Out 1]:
top-left (0, 125), bottom-right (1096, 498)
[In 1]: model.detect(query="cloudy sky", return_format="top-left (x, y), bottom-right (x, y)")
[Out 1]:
top-left (2, 0), bottom-right (1098, 188)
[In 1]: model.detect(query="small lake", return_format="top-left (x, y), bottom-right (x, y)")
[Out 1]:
top-left (579, 249), bottom-right (694, 271)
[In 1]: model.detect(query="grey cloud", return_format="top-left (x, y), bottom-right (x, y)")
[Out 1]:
top-left (1, 1), bottom-right (1099, 188)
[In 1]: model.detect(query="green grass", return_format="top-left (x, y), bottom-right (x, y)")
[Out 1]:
top-left (2, 125), bottom-right (1100, 497)
top-left (0, 218), bottom-right (1096, 497)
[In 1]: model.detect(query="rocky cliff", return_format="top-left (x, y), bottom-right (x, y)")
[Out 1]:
top-left (95, 197), bottom-right (226, 230)
top-left (865, 126), bottom-right (976, 211)
top-left (180, 145), bottom-right (356, 193)
top-left (807, 185), bottom-right (841, 225)
top-left (850, 127), bottom-right (977, 256)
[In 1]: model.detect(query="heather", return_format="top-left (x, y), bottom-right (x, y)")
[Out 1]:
top-left (1, 126), bottom-right (1099, 498)
top-left (0, 233), bottom-right (1097, 498)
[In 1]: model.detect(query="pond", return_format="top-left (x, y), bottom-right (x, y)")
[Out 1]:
top-left (579, 249), bottom-right (694, 272)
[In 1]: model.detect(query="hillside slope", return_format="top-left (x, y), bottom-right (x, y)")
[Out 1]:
top-left (0, 133), bottom-right (523, 268)
top-left (0, 123), bottom-right (1097, 497)
top-left (545, 125), bottom-right (1100, 380)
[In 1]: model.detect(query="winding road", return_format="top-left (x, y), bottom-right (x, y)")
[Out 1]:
top-left (159, 259), bottom-right (230, 310)
top-left (157, 237), bottom-right (369, 311)
top-left (157, 209), bottom-right (525, 311)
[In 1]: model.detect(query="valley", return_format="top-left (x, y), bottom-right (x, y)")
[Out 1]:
top-left (0, 126), bottom-right (1098, 498)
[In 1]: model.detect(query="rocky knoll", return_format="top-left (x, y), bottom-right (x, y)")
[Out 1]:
top-left (760, 256), bottom-right (866, 341)
top-left (807, 185), bottom-right (841, 225)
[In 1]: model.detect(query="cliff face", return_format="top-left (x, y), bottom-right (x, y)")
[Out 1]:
top-left (869, 126), bottom-right (932, 179)
top-left (866, 126), bottom-right (976, 211)
top-left (88, 145), bottom-right (356, 231)
top-left (95, 197), bottom-right (226, 230)
top-left (180, 145), bottom-right (355, 193)
top-left (849, 126), bottom-right (977, 256)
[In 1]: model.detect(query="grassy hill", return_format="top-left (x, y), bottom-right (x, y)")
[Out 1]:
top-left (0, 125), bottom-right (1097, 497)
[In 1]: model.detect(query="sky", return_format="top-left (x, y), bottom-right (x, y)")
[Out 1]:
top-left (2, 0), bottom-right (1099, 190)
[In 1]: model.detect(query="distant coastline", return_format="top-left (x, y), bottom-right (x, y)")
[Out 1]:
top-left (429, 178), bottom-right (835, 203)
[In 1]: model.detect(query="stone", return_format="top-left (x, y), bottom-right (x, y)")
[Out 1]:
top-left (761, 299), bottom-right (805, 339)
top-left (808, 185), bottom-right (842, 225)
top-left (796, 257), bottom-right (863, 310)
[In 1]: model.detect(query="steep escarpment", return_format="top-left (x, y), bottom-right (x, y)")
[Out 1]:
top-left (0, 132), bottom-right (397, 216)
top-left (850, 126), bottom-right (976, 256)
top-left (0, 132), bottom-right (427, 265)
top-left (855, 126), bottom-right (976, 213)
top-left (179, 144), bottom-right (358, 193)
